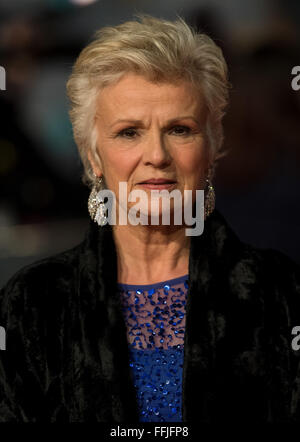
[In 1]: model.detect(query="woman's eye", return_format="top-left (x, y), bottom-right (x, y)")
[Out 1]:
top-left (116, 125), bottom-right (192, 138)
top-left (170, 125), bottom-right (191, 135)
top-left (118, 128), bottom-right (138, 138)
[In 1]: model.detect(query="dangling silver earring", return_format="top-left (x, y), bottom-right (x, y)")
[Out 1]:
top-left (87, 174), bottom-right (108, 226)
top-left (204, 169), bottom-right (215, 219)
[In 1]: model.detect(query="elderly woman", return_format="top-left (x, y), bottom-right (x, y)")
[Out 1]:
top-left (1, 14), bottom-right (300, 423)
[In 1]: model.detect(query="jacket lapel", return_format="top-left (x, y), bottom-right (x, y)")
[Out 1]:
top-left (182, 209), bottom-right (242, 421)
top-left (75, 219), bottom-right (140, 421)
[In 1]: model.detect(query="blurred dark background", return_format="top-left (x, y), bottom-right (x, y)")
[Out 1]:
top-left (1, 0), bottom-right (300, 287)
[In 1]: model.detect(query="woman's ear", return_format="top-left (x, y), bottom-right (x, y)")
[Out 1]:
top-left (87, 149), bottom-right (102, 177)
top-left (206, 156), bottom-right (216, 181)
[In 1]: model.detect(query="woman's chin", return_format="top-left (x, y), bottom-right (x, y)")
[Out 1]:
top-left (127, 206), bottom-right (182, 227)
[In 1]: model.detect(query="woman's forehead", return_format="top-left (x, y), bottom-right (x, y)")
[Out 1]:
top-left (98, 72), bottom-right (198, 97)
top-left (95, 73), bottom-right (206, 123)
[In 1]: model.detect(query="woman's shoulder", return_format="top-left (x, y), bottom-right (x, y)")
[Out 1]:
top-left (236, 240), bottom-right (300, 274)
top-left (225, 239), bottom-right (300, 330)
top-left (213, 209), bottom-right (300, 277)
top-left (0, 241), bottom-right (83, 322)
top-left (2, 242), bottom-right (81, 288)
top-left (210, 210), bottom-right (300, 314)
top-left (228, 231), bottom-right (300, 292)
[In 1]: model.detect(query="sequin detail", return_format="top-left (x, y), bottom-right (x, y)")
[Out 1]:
top-left (118, 275), bottom-right (189, 422)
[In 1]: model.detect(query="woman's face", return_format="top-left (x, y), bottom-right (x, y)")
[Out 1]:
top-left (89, 72), bottom-right (211, 223)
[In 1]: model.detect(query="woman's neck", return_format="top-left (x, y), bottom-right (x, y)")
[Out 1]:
top-left (112, 223), bottom-right (190, 285)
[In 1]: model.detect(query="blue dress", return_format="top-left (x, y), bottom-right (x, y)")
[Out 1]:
top-left (117, 274), bottom-right (189, 422)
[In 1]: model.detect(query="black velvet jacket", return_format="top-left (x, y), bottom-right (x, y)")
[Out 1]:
top-left (0, 208), bottom-right (300, 422)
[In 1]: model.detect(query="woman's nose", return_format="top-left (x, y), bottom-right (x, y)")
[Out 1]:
top-left (142, 131), bottom-right (171, 168)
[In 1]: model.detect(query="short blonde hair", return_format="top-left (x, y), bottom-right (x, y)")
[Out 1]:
top-left (66, 13), bottom-right (230, 189)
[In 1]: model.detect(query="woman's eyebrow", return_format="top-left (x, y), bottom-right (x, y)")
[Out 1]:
top-left (110, 116), bottom-right (200, 128)
top-left (166, 116), bottom-right (200, 125)
top-left (110, 118), bottom-right (144, 128)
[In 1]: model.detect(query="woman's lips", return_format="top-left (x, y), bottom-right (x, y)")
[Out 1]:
top-left (137, 179), bottom-right (177, 190)
top-left (137, 182), bottom-right (177, 190)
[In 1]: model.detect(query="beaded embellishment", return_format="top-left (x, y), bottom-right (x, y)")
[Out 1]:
top-left (118, 275), bottom-right (189, 422)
